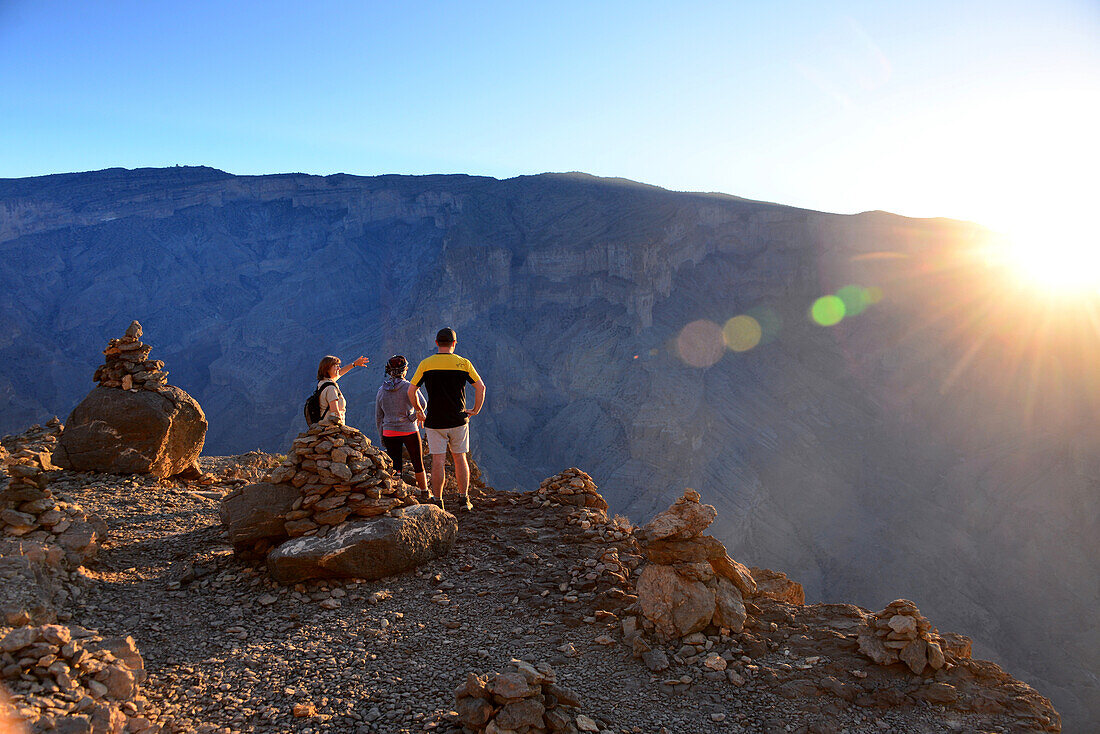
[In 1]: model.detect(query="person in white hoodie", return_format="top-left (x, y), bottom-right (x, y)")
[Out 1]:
top-left (375, 355), bottom-right (429, 493)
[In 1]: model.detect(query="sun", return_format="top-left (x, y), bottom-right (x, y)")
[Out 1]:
top-left (990, 220), bottom-right (1100, 295)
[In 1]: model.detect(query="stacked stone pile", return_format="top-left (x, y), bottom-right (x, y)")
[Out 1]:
top-left (537, 468), bottom-right (608, 512)
top-left (1, 624), bottom-right (158, 733)
top-left (857, 599), bottom-right (973, 675)
top-left (1, 418), bottom-right (63, 457)
top-left (223, 417), bottom-right (456, 584)
top-left (263, 417), bottom-right (417, 538)
top-left (537, 468), bottom-right (637, 545)
top-left (92, 320), bottom-right (169, 393)
top-left (54, 321), bottom-right (207, 478)
top-left (633, 489), bottom-right (758, 641)
top-left (454, 659), bottom-right (598, 734)
top-left (2, 441), bottom-right (104, 568)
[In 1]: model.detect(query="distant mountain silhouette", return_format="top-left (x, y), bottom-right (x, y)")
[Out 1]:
top-left (0, 166), bottom-right (1096, 727)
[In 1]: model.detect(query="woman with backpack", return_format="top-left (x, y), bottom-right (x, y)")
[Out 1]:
top-left (312, 354), bottom-right (369, 424)
top-left (375, 355), bottom-right (429, 494)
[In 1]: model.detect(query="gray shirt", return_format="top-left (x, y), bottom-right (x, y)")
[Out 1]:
top-left (375, 379), bottom-right (422, 438)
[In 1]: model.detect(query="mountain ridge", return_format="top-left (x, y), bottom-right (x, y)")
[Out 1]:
top-left (0, 166), bottom-right (1095, 728)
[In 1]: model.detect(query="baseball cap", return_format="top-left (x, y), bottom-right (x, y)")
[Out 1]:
top-left (435, 327), bottom-right (457, 344)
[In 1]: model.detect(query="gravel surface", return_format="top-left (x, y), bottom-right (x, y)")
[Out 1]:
top-left (32, 464), bottom-right (1055, 734)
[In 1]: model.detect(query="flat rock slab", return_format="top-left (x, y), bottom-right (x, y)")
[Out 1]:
top-left (54, 385), bottom-right (207, 478)
top-left (266, 504), bottom-right (457, 583)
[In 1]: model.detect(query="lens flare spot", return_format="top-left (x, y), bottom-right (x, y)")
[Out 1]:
top-left (811, 295), bottom-right (846, 326)
top-left (836, 285), bottom-right (869, 316)
top-left (723, 315), bottom-right (762, 352)
top-left (864, 286), bottom-right (884, 304)
top-left (677, 319), bottom-right (725, 368)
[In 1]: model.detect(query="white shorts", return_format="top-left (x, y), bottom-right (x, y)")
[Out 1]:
top-left (425, 424), bottom-right (469, 455)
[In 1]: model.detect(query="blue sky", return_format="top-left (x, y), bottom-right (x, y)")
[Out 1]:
top-left (1, 1), bottom-right (1097, 235)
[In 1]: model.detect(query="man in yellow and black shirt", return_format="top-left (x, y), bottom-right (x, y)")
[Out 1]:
top-left (408, 328), bottom-right (486, 511)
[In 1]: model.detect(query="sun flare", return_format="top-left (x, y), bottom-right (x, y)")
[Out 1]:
top-left (989, 222), bottom-right (1100, 295)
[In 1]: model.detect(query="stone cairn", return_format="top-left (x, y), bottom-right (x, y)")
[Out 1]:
top-left (1, 419), bottom-right (103, 568)
top-left (92, 320), bottom-right (168, 393)
top-left (264, 416), bottom-right (416, 538)
top-left (536, 468), bottom-right (608, 511)
top-left (1, 624), bottom-right (157, 734)
top-left (633, 489), bottom-right (758, 641)
top-left (857, 599), bottom-right (973, 676)
top-left (536, 468), bottom-right (638, 545)
top-left (454, 659), bottom-right (597, 734)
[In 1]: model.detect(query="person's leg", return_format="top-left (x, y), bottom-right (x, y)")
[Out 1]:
top-left (424, 428), bottom-right (447, 502)
top-left (405, 433), bottom-right (428, 493)
top-left (430, 453), bottom-right (446, 499)
top-left (452, 450), bottom-right (469, 494)
top-left (381, 436), bottom-right (404, 478)
top-left (450, 424), bottom-right (471, 501)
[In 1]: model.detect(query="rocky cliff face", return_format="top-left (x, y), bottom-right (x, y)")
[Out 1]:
top-left (0, 166), bottom-right (1096, 727)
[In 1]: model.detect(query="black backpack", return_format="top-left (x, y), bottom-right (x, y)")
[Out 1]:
top-left (304, 381), bottom-right (338, 425)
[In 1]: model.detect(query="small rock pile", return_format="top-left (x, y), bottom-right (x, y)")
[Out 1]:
top-left (1, 624), bottom-right (158, 734)
top-left (1, 438), bottom-right (104, 568)
top-left (634, 489), bottom-right (758, 641)
top-left (857, 599), bottom-right (972, 675)
top-left (264, 417), bottom-right (415, 538)
top-left (537, 468), bottom-right (609, 512)
top-left (92, 320), bottom-right (168, 393)
top-left (1, 418), bottom-right (63, 458)
top-left (454, 659), bottom-right (594, 734)
top-left (208, 451), bottom-right (283, 484)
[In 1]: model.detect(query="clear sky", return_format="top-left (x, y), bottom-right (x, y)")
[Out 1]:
top-left (1, 1), bottom-right (1097, 237)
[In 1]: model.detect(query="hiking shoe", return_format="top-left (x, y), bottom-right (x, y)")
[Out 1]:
top-left (461, 494), bottom-right (474, 512)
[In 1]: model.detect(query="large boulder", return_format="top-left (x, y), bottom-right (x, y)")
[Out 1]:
top-left (636, 563), bottom-right (715, 639)
top-left (266, 504), bottom-right (457, 584)
top-left (54, 386), bottom-right (206, 478)
top-left (219, 482), bottom-right (299, 552)
top-left (712, 576), bottom-right (747, 632)
top-left (638, 489), bottom-right (716, 543)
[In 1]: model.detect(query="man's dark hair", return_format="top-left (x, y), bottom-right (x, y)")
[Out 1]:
top-left (435, 327), bottom-right (457, 344)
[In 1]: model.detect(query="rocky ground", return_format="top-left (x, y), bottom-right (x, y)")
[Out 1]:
top-left (1, 449), bottom-right (1060, 734)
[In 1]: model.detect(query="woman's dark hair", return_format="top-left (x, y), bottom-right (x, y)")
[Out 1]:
top-left (385, 355), bottom-right (408, 377)
top-left (317, 355), bottom-right (340, 381)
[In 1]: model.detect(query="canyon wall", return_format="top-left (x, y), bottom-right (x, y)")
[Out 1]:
top-left (0, 167), bottom-right (1096, 726)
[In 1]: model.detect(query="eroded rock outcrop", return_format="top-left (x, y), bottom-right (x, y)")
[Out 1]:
top-left (749, 566), bottom-right (805, 605)
top-left (54, 322), bottom-right (207, 478)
